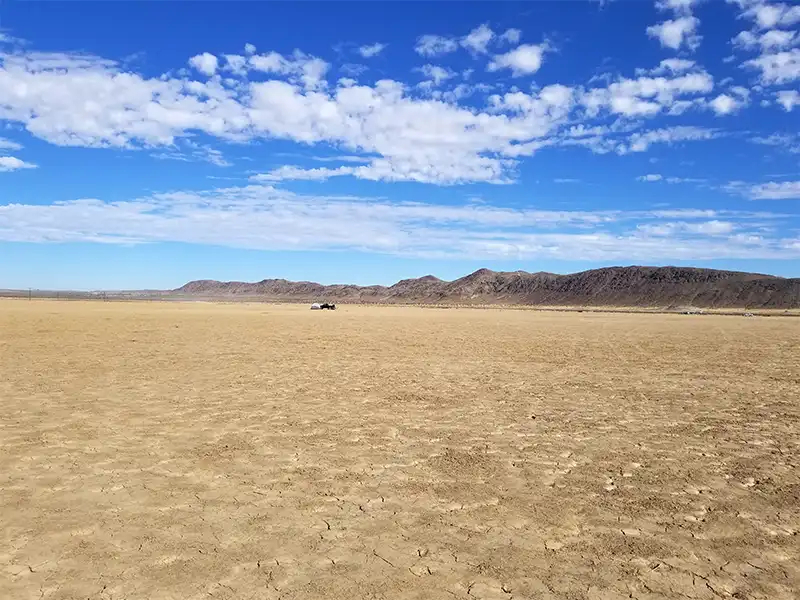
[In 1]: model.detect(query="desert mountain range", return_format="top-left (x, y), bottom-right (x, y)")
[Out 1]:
top-left (175, 266), bottom-right (800, 309)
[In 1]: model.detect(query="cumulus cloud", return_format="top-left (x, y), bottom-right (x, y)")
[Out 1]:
top-left (776, 89), bottom-right (800, 109)
top-left (733, 0), bottom-right (800, 29)
top-left (0, 42), bottom-right (728, 184)
top-left (638, 58), bottom-right (697, 75)
top-left (0, 184), bottom-right (794, 260)
top-left (488, 44), bottom-right (548, 76)
top-left (414, 34), bottom-right (459, 57)
top-left (710, 93), bottom-right (745, 114)
top-left (415, 64), bottom-right (456, 86)
top-left (500, 29), bottom-right (522, 45)
top-left (746, 48), bottom-right (800, 83)
top-left (0, 156), bottom-right (37, 171)
top-left (188, 52), bottom-right (218, 76)
top-left (462, 24), bottom-right (495, 54)
top-left (248, 49), bottom-right (330, 89)
top-left (647, 16), bottom-right (702, 50)
top-left (656, 0), bottom-right (700, 13)
top-left (637, 174), bottom-right (663, 181)
top-left (733, 28), bottom-right (797, 50)
top-left (358, 43), bottom-right (386, 58)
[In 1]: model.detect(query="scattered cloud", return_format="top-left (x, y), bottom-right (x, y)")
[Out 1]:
top-left (488, 44), bottom-right (548, 76)
top-left (776, 89), bottom-right (800, 109)
top-left (647, 16), bottom-right (702, 51)
top-left (638, 220), bottom-right (736, 236)
top-left (151, 143), bottom-right (231, 167)
top-left (0, 22), bottom-right (775, 186)
top-left (188, 52), bottom-right (218, 76)
top-left (726, 178), bottom-right (800, 199)
top-left (500, 29), bottom-right (522, 45)
top-left (752, 131), bottom-right (800, 152)
top-left (656, 0), bottom-right (700, 14)
top-left (745, 48), bottom-right (800, 83)
top-left (0, 137), bottom-right (22, 151)
top-left (1, 184), bottom-right (794, 260)
top-left (746, 180), bottom-right (800, 199)
top-left (554, 178), bottom-right (580, 183)
top-left (0, 156), bottom-right (37, 171)
top-left (414, 34), bottom-right (459, 57)
top-left (735, 0), bottom-right (800, 30)
top-left (462, 24), bottom-right (495, 54)
top-left (664, 176), bottom-right (708, 183)
top-left (638, 58), bottom-right (697, 75)
top-left (710, 92), bottom-right (747, 114)
top-left (415, 64), bottom-right (456, 86)
top-left (637, 174), bottom-right (664, 181)
top-left (733, 28), bottom-right (797, 50)
top-left (358, 43), bottom-right (386, 58)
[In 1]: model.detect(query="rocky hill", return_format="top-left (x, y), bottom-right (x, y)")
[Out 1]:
top-left (173, 266), bottom-right (800, 309)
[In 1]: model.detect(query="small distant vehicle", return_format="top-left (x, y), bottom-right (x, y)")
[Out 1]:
top-left (310, 302), bottom-right (336, 310)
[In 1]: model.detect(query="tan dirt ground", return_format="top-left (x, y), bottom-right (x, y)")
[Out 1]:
top-left (1, 300), bottom-right (798, 600)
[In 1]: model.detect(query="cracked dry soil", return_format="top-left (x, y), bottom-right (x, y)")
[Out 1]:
top-left (1, 301), bottom-right (798, 599)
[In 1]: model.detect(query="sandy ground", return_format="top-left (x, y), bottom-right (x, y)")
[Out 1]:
top-left (1, 300), bottom-right (798, 600)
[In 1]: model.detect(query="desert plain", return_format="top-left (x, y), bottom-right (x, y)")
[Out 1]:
top-left (1, 300), bottom-right (798, 600)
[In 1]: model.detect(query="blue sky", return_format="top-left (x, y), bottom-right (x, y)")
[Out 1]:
top-left (1, 0), bottom-right (799, 290)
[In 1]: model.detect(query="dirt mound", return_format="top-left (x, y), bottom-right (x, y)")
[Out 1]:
top-left (174, 266), bottom-right (800, 309)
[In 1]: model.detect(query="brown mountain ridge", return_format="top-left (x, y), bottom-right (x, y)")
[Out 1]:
top-left (175, 266), bottom-right (800, 309)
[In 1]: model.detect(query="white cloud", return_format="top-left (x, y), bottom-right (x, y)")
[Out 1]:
top-left (637, 173), bottom-right (663, 181)
top-left (0, 136), bottom-right (22, 151)
top-left (647, 16), bottom-right (701, 51)
top-left (500, 29), bottom-right (522, 45)
top-left (248, 50), bottom-right (330, 89)
top-left (0, 44), bottom-right (725, 185)
top-left (358, 43), bottom-right (386, 58)
top-left (188, 52), bottom-right (219, 76)
top-left (488, 44), bottom-right (548, 76)
top-left (710, 93), bottom-right (743, 114)
top-left (462, 24), bottom-right (495, 54)
top-left (746, 180), bottom-right (800, 199)
top-left (746, 48), bottom-right (800, 83)
top-left (752, 132), bottom-right (800, 152)
top-left (776, 89), bottom-right (800, 109)
top-left (639, 220), bottom-right (736, 236)
top-left (656, 0), bottom-right (700, 14)
top-left (735, 1), bottom-right (800, 29)
top-left (733, 29), bottom-right (797, 50)
top-left (0, 156), bottom-right (37, 171)
top-left (624, 126), bottom-right (717, 153)
top-left (223, 54), bottom-right (248, 75)
top-left (644, 58), bottom-right (697, 75)
top-left (152, 142), bottom-right (231, 167)
top-left (665, 176), bottom-right (708, 183)
top-left (244, 43), bottom-right (257, 55)
top-left (414, 35), bottom-right (458, 57)
top-left (253, 165), bottom-right (348, 182)
top-left (415, 64), bottom-right (456, 86)
top-left (580, 70), bottom-right (714, 117)
top-left (1, 184), bottom-right (794, 261)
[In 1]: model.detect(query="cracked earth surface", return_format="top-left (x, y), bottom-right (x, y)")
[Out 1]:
top-left (1, 301), bottom-right (798, 599)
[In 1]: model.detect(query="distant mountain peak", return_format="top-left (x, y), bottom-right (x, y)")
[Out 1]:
top-left (174, 265), bottom-right (799, 309)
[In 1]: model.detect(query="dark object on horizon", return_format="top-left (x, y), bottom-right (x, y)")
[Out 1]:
top-left (320, 302), bottom-right (336, 310)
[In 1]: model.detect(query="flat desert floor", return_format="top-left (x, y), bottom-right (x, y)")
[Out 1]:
top-left (1, 301), bottom-right (798, 600)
